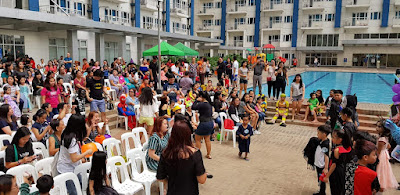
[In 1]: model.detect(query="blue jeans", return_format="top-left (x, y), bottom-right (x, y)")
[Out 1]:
top-left (90, 99), bottom-right (105, 112)
top-left (258, 112), bottom-right (265, 121)
top-left (61, 172), bottom-right (82, 195)
top-left (215, 117), bottom-right (221, 129)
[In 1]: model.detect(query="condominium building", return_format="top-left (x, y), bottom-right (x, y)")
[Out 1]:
top-left (0, 0), bottom-right (220, 64)
top-left (194, 0), bottom-right (400, 67)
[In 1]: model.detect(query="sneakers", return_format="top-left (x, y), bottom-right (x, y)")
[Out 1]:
top-left (280, 123), bottom-right (287, 127)
top-left (254, 130), bottom-right (261, 135)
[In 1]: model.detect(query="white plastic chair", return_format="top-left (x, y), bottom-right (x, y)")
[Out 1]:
top-left (98, 122), bottom-right (111, 135)
top-left (62, 83), bottom-right (75, 105)
top-left (35, 157), bottom-right (54, 176)
top-left (51, 172), bottom-right (82, 195)
top-left (94, 142), bottom-right (104, 151)
top-left (7, 164), bottom-right (38, 187)
top-left (35, 96), bottom-right (41, 109)
top-left (219, 112), bottom-right (238, 148)
top-left (132, 127), bottom-right (149, 150)
top-left (74, 162), bottom-right (91, 195)
top-left (104, 79), bottom-right (117, 101)
top-left (121, 132), bottom-right (142, 172)
top-left (102, 138), bottom-right (122, 158)
top-left (32, 142), bottom-right (49, 158)
top-left (106, 156), bottom-right (144, 195)
top-left (126, 148), bottom-right (164, 195)
top-left (134, 104), bottom-right (140, 126)
top-left (0, 134), bottom-right (12, 148)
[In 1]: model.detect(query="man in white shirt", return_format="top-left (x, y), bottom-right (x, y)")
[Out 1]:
top-left (53, 103), bottom-right (72, 126)
top-left (233, 56), bottom-right (239, 88)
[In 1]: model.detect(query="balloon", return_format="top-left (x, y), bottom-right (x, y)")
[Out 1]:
top-left (393, 84), bottom-right (400, 94)
top-left (95, 135), bottom-right (106, 144)
top-left (104, 134), bottom-right (112, 139)
top-left (217, 133), bottom-right (221, 141)
top-left (81, 142), bottom-right (98, 158)
top-left (393, 95), bottom-right (400, 103)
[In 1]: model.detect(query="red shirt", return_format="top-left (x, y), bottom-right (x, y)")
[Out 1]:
top-left (354, 165), bottom-right (377, 195)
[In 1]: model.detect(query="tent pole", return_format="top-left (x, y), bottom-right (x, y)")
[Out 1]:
top-left (157, 0), bottom-right (162, 90)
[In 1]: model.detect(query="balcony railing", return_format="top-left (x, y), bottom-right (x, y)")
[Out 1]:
top-left (262, 22), bottom-right (282, 29)
top-left (227, 23), bottom-right (246, 31)
top-left (0, 0), bottom-right (15, 8)
top-left (301, 21), bottom-right (323, 28)
top-left (141, 0), bottom-right (158, 11)
top-left (345, 0), bottom-right (370, 7)
top-left (39, 5), bottom-right (87, 18)
top-left (143, 22), bottom-right (158, 30)
top-left (302, 3), bottom-right (324, 9)
top-left (104, 15), bottom-right (130, 25)
top-left (197, 25), bottom-right (213, 31)
top-left (173, 27), bottom-right (188, 34)
top-left (227, 3), bottom-right (246, 13)
top-left (393, 18), bottom-right (400, 26)
top-left (228, 41), bottom-right (243, 47)
top-left (171, 7), bottom-right (188, 16)
top-left (344, 19), bottom-right (369, 27)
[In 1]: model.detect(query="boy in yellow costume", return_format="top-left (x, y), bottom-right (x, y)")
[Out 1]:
top-left (267, 93), bottom-right (289, 127)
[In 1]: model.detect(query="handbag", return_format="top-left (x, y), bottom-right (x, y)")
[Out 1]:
top-left (391, 145), bottom-right (400, 162)
top-left (267, 77), bottom-right (272, 81)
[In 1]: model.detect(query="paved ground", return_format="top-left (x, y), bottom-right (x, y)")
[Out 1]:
top-left (110, 123), bottom-right (400, 195)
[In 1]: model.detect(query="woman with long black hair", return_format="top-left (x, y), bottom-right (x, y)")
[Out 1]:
top-left (0, 104), bottom-right (18, 135)
top-left (156, 120), bottom-right (207, 195)
top-left (88, 151), bottom-right (116, 195)
top-left (275, 62), bottom-right (288, 100)
top-left (5, 127), bottom-right (35, 169)
top-left (290, 74), bottom-right (305, 121)
top-left (139, 87), bottom-right (158, 135)
top-left (192, 91), bottom-right (213, 159)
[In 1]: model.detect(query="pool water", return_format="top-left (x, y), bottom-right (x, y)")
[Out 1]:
top-left (248, 71), bottom-right (395, 104)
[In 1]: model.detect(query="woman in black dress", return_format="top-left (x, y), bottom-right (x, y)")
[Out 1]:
top-left (275, 62), bottom-right (288, 99)
top-left (156, 119), bottom-right (207, 195)
top-left (225, 58), bottom-right (233, 84)
top-left (192, 91), bottom-right (214, 159)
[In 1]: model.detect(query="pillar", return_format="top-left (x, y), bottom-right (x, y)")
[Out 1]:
top-left (28, 0), bottom-right (39, 11)
top-left (135, 0), bottom-right (141, 27)
top-left (67, 30), bottom-right (79, 62)
top-left (118, 36), bottom-right (126, 59)
top-left (95, 33), bottom-right (105, 61)
top-left (92, 0), bottom-right (100, 22)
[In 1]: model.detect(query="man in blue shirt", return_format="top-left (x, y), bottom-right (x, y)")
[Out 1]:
top-left (163, 75), bottom-right (181, 102)
top-left (64, 53), bottom-right (72, 72)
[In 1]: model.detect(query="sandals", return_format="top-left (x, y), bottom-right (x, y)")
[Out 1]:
top-left (205, 155), bottom-right (212, 159)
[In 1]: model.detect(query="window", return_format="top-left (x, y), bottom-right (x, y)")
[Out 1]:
top-left (215, 36), bottom-right (221, 39)
top-left (283, 34), bottom-right (292, 42)
top-left (49, 38), bottom-right (66, 61)
top-left (235, 18), bottom-right (245, 25)
top-left (271, 0), bottom-right (283, 4)
top-left (248, 0), bottom-right (255, 6)
top-left (235, 0), bottom-right (246, 7)
top-left (203, 2), bottom-right (213, 9)
top-left (105, 42), bottom-right (118, 65)
top-left (0, 35), bottom-right (25, 60)
top-left (125, 44), bottom-right (131, 62)
top-left (284, 16), bottom-right (292, 23)
top-left (215, 19), bottom-right (221, 26)
top-left (310, 14), bottom-right (322, 22)
top-left (370, 12), bottom-right (381, 20)
top-left (78, 40), bottom-right (87, 62)
top-left (247, 18), bottom-right (255, 24)
top-left (396, 11), bottom-right (400, 19)
top-left (271, 16), bottom-right (282, 23)
top-left (352, 12), bottom-right (368, 20)
top-left (306, 34), bottom-right (339, 47)
top-left (354, 34), bottom-right (362, 39)
top-left (285, 0), bottom-right (293, 3)
top-left (203, 20), bottom-right (213, 26)
top-left (305, 53), bottom-right (337, 66)
top-left (215, 2), bottom-right (222, 8)
top-left (247, 35), bottom-right (254, 42)
top-left (325, 14), bottom-right (335, 21)
top-left (268, 35), bottom-right (280, 43)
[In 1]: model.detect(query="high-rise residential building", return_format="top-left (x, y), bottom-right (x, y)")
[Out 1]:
top-left (0, 0), bottom-right (219, 64)
top-left (194, 0), bottom-right (399, 67)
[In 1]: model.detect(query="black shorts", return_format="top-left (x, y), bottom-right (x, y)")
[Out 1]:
top-left (240, 79), bottom-right (248, 84)
top-left (205, 71), bottom-right (210, 77)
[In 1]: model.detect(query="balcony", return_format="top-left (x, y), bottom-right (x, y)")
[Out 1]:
top-left (102, 15), bottom-right (131, 26)
top-left (261, 23), bottom-right (282, 31)
top-left (143, 22), bottom-right (159, 30)
top-left (302, 3), bottom-right (324, 12)
top-left (39, 5), bottom-right (89, 18)
top-left (227, 24), bottom-right (245, 32)
top-left (197, 25), bottom-right (213, 32)
top-left (395, 0), bottom-right (400, 6)
top-left (227, 41), bottom-right (243, 47)
top-left (343, 19), bottom-right (369, 29)
top-left (0, 0), bottom-right (15, 8)
top-left (392, 18), bottom-right (400, 28)
top-left (197, 9), bottom-right (215, 16)
top-left (141, 0), bottom-right (158, 11)
top-left (226, 4), bottom-right (247, 15)
top-left (173, 27), bottom-right (188, 34)
top-left (104, 0), bottom-right (129, 3)
top-left (262, 4), bottom-right (284, 13)
top-left (171, 7), bottom-right (189, 18)
top-left (345, 0), bottom-right (370, 9)
top-left (300, 21), bottom-right (323, 30)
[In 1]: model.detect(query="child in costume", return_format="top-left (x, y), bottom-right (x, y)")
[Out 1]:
top-left (117, 94), bottom-right (136, 129)
top-left (304, 92), bottom-right (319, 123)
top-left (267, 93), bottom-right (289, 127)
top-left (237, 114), bottom-right (253, 161)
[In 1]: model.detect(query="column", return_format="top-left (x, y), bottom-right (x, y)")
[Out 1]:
top-left (95, 33), bottom-right (105, 61)
top-left (334, 0), bottom-right (342, 28)
top-left (166, 0), bottom-right (171, 32)
top-left (190, 0), bottom-right (195, 36)
top-left (118, 36), bottom-right (126, 58)
top-left (254, 0), bottom-right (261, 47)
top-left (135, 0), bottom-right (141, 27)
top-left (136, 38), bottom-right (144, 61)
top-left (291, 0), bottom-right (299, 47)
top-left (221, 0), bottom-right (227, 46)
top-left (67, 30), bottom-right (79, 62)
top-left (92, 0), bottom-right (100, 21)
top-left (382, 0), bottom-right (390, 27)
top-left (28, 0), bottom-right (39, 11)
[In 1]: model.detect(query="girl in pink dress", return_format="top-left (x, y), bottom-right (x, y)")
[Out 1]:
top-left (376, 119), bottom-right (399, 191)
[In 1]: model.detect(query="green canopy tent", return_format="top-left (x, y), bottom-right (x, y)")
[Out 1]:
top-left (173, 42), bottom-right (199, 56)
top-left (142, 41), bottom-right (185, 56)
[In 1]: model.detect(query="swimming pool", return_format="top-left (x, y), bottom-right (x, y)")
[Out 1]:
top-left (248, 71), bottom-right (395, 104)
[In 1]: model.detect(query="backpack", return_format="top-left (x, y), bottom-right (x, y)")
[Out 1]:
top-left (303, 137), bottom-right (320, 170)
top-left (224, 118), bottom-right (234, 130)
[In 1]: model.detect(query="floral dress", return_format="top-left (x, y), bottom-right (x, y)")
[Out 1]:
top-left (4, 94), bottom-right (21, 117)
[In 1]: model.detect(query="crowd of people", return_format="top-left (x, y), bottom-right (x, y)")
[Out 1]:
top-left (0, 53), bottom-right (397, 195)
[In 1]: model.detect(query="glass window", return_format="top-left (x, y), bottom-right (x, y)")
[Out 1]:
top-left (334, 35), bottom-right (339, 46)
top-left (354, 34), bottom-right (362, 39)
top-left (371, 34), bottom-right (379, 39)
top-left (284, 16), bottom-right (292, 23)
top-left (370, 12), bottom-right (381, 20)
top-left (323, 35), bottom-right (328, 45)
top-left (389, 33), bottom-right (398, 39)
top-left (312, 35), bottom-right (317, 46)
top-left (4, 35), bottom-right (13, 44)
top-left (362, 34), bottom-right (370, 39)
top-left (306, 35), bottom-right (311, 46)
top-left (325, 14), bottom-right (334, 22)
top-left (317, 35), bottom-right (323, 46)
top-left (14, 36), bottom-right (24, 45)
top-left (328, 35), bottom-right (333, 46)
top-left (380, 34), bottom-right (389, 39)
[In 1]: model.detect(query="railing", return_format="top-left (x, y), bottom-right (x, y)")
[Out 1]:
top-left (197, 26), bottom-right (213, 31)
top-left (344, 19), bottom-right (368, 27)
top-left (393, 18), bottom-right (400, 26)
top-left (39, 5), bottom-right (87, 17)
top-left (143, 22), bottom-right (158, 30)
top-left (227, 23), bottom-right (245, 30)
top-left (173, 27), bottom-right (188, 33)
top-left (104, 15), bottom-right (130, 25)
top-left (0, 0), bottom-right (15, 8)
top-left (171, 7), bottom-right (188, 16)
top-left (141, 0), bottom-right (158, 8)
top-left (262, 22), bottom-right (282, 29)
top-left (345, 0), bottom-right (370, 6)
top-left (228, 3), bottom-right (246, 12)
top-left (228, 41), bottom-right (243, 47)
top-left (301, 21), bottom-right (323, 28)
top-left (302, 3), bottom-right (323, 8)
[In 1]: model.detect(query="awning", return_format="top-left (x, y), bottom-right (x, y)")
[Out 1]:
top-left (173, 42), bottom-right (199, 56)
top-left (143, 41), bottom-right (185, 56)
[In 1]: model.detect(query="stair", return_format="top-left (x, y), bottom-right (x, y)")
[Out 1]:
top-left (264, 101), bottom-right (387, 134)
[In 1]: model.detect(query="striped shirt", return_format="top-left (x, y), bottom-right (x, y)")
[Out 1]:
top-left (146, 132), bottom-right (170, 171)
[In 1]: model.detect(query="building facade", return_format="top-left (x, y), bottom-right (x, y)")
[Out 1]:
top-left (194, 0), bottom-right (400, 68)
top-left (0, 0), bottom-right (220, 64)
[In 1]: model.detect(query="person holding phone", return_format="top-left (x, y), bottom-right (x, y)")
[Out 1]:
top-left (5, 127), bottom-right (36, 169)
